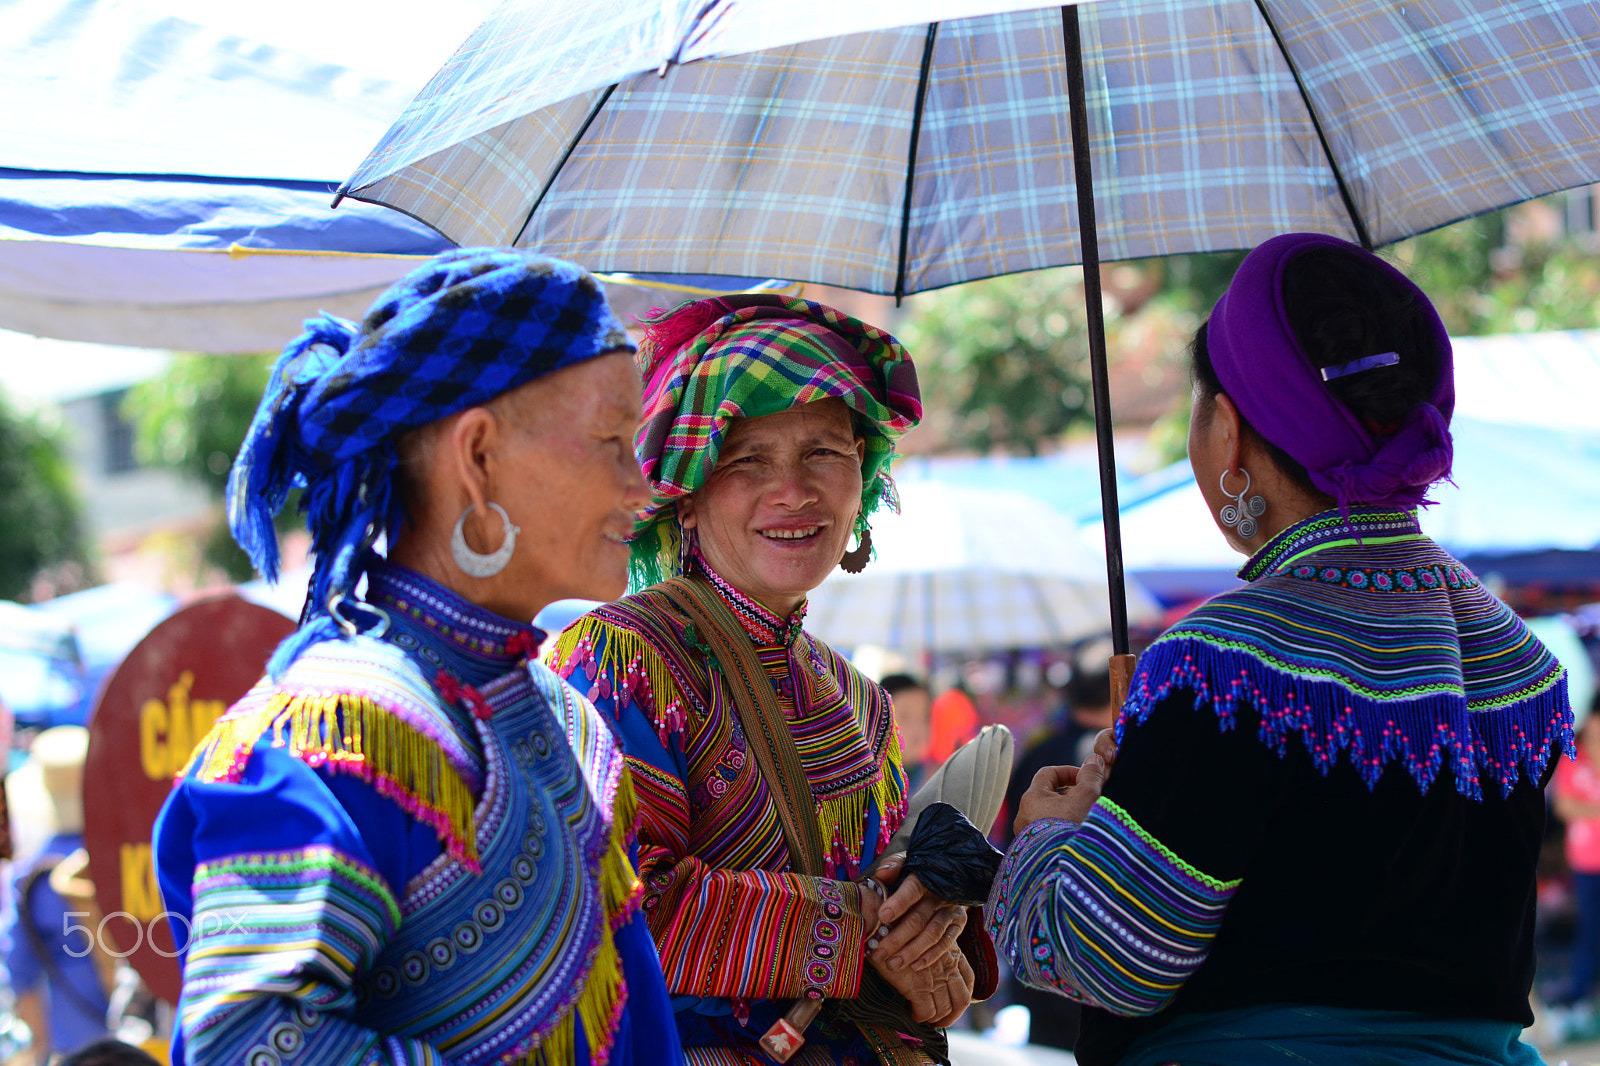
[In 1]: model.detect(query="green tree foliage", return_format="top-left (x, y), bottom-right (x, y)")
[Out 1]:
top-left (900, 269), bottom-right (1094, 455)
top-left (124, 354), bottom-right (274, 496)
top-left (906, 193), bottom-right (1599, 459)
top-left (0, 391), bottom-right (88, 601)
top-left (1392, 212), bottom-right (1600, 335)
top-left (901, 253), bottom-right (1243, 457)
top-left (123, 354), bottom-right (278, 581)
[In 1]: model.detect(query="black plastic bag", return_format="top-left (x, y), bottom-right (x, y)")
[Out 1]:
top-left (900, 802), bottom-right (1004, 907)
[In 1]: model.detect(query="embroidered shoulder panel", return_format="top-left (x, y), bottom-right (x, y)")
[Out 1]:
top-left (183, 636), bottom-right (484, 869)
top-left (555, 587), bottom-right (907, 878)
top-left (1127, 524), bottom-right (1571, 798)
top-left (356, 661), bottom-right (639, 1066)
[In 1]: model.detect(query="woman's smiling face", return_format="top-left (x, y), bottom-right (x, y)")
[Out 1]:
top-left (678, 398), bottom-right (866, 618)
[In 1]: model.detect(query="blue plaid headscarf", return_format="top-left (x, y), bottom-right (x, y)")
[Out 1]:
top-left (229, 248), bottom-right (633, 675)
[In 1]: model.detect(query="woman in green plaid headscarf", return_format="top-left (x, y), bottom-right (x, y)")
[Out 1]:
top-left (554, 295), bottom-right (1000, 1065)
top-left (628, 294), bottom-right (923, 588)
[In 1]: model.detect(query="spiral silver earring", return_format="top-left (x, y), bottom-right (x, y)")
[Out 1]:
top-left (451, 502), bottom-right (519, 578)
top-left (1218, 469), bottom-right (1267, 539)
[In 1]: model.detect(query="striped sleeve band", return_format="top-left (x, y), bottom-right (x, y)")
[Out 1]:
top-left (986, 801), bottom-right (1240, 1017)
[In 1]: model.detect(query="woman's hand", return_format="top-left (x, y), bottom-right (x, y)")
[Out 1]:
top-left (878, 940), bottom-right (975, 1026)
top-left (858, 853), bottom-right (975, 1025)
top-left (869, 854), bottom-right (963, 971)
top-left (872, 874), bottom-right (965, 972)
top-left (1014, 728), bottom-right (1118, 833)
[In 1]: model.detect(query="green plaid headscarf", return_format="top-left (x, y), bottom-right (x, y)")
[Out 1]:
top-left (631, 294), bottom-right (922, 589)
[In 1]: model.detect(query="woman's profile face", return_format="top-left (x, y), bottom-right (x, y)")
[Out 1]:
top-left (497, 353), bottom-right (647, 608)
top-left (680, 398), bottom-right (866, 615)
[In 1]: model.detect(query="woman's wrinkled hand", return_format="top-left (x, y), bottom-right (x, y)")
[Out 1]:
top-left (858, 852), bottom-right (974, 1025)
top-left (1014, 727), bottom-right (1117, 833)
top-left (872, 878), bottom-right (965, 974)
top-left (878, 940), bottom-right (974, 1026)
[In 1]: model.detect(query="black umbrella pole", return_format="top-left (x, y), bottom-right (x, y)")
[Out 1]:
top-left (1061, 6), bottom-right (1136, 689)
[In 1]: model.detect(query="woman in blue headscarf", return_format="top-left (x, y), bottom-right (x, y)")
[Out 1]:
top-left (154, 249), bottom-right (682, 1066)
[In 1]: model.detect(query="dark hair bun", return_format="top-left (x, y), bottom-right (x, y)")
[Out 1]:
top-left (1279, 248), bottom-right (1441, 434)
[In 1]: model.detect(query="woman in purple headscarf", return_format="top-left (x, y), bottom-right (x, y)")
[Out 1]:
top-left (986, 234), bottom-right (1572, 1065)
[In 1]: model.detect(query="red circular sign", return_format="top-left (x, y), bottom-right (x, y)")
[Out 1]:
top-left (83, 594), bottom-right (294, 1004)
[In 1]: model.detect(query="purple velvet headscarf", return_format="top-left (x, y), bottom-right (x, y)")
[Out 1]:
top-left (1207, 233), bottom-right (1455, 512)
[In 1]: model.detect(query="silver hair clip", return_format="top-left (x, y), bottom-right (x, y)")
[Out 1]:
top-left (1321, 351), bottom-right (1400, 381)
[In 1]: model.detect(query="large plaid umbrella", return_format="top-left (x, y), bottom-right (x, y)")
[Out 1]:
top-left (339, 0), bottom-right (1600, 658)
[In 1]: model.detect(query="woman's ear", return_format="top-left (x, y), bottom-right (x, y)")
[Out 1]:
top-left (853, 436), bottom-right (867, 466)
top-left (447, 407), bottom-right (499, 517)
top-left (1210, 392), bottom-right (1246, 472)
top-left (675, 494), bottom-right (699, 531)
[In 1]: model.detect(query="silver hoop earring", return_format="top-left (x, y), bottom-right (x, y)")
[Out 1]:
top-left (451, 503), bottom-right (519, 578)
top-left (1218, 469), bottom-right (1267, 539)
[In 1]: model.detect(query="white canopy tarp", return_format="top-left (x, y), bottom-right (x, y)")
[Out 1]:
top-left (0, 0), bottom-right (488, 351)
top-left (805, 479), bottom-right (1160, 655)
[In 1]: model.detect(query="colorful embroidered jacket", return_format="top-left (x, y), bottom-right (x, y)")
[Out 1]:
top-left (553, 564), bottom-right (940, 1063)
top-left (987, 509), bottom-right (1572, 1066)
top-left (153, 565), bottom-right (680, 1066)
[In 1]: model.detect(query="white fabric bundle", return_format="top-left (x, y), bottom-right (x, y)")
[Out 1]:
top-left (882, 723), bottom-right (1014, 859)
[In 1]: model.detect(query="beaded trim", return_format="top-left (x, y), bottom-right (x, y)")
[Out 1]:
top-left (1240, 508), bottom-right (1424, 581)
top-left (1284, 561), bottom-right (1479, 593)
top-left (369, 564), bottom-right (545, 661)
top-left (697, 552), bottom-right (807, 648)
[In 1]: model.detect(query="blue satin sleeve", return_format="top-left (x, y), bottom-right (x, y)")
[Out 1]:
top-left (154, 742), bottom-right (447, 1065)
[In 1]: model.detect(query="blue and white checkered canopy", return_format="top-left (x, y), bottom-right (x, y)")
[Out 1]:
top-left (341, 0), bottom-right (1600, 296)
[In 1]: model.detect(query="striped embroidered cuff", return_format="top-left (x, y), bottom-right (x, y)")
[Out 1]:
top-left (800, 878), bottom-right (861, 1000)
top-left (987, 801), bottom-right (1239, 1016)
top-left (181, 847), bottom-right (400, 1037)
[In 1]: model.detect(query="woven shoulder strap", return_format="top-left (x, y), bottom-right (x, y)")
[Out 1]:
top-left (662, 578), bottom-right (936, 1065)
top-left (661, 576), bottom-right (825, 877)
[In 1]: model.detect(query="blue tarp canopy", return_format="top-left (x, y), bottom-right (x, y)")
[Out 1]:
top-left (0, 0), bottom-right (491, 350)
top-left (1093, 348), bottom-right (1600, 607)
top-left (958, 330), bottom-right (1600, 605)
top-left (0, 0), bottom-right (784, 351)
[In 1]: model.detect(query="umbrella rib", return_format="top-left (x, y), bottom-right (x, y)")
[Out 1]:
top-left (894, 23), bottom-right (940, 305)
top-left (1250, 0), bottom-right (1372, 250)
top-left (511, 83), bottom-right (619, 248)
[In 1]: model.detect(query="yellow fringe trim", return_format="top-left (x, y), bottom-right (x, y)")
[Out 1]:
top-left (514, 920), bottom-right (625, 1066)
top-left (817, 719), bottom-right (907, 863)
top-left (183, 693), bottom-right (480, 869)
top-left (601, 769), bottom-right (642, 919)
top-left (555, 618), bottom-right (684, 734)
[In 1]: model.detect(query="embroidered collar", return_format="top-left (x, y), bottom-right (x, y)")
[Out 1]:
top-left (368, 563), bottom-right (546, 687)
top-left (1238, 508), bottom-right (1426, 582)
top-left (696, 552), bottom-right (807, 648)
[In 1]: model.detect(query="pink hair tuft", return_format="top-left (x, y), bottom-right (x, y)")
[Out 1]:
top-left (638, 299), bottom-right (731, 378)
